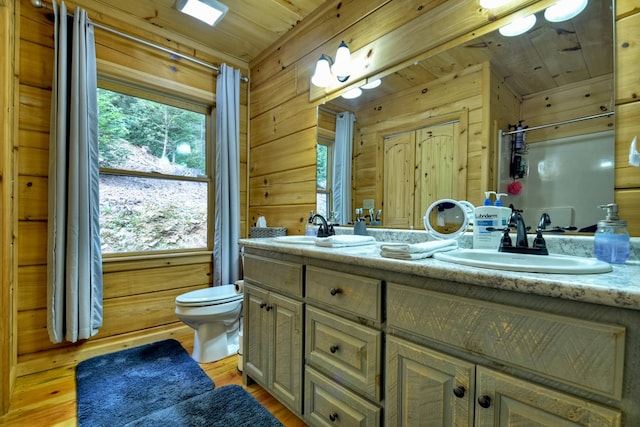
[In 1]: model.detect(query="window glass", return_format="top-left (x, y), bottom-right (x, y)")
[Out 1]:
top-left (316, 142), bottom-right (331, 217)
top-left (98, 87), bottom-right (210, 254)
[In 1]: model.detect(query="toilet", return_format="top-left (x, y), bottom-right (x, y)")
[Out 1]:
top-left (175, 284), bottom-right (243, 363)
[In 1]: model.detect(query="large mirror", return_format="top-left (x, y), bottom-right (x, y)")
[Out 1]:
top-left (316, 0), bottom-right (614, 231)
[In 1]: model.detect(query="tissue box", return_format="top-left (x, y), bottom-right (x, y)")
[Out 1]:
top-left (250, 227), bottom-right (287, 238)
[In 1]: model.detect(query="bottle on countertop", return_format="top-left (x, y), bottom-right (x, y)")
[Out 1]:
top-left (594, 203), bottom-right (630, 264)
top-left (473, 191), bottom-right (502, 250)
top-left (494, 192), bottom-right (512, 229)
top-left (305, 211), bottom-right (318, 236)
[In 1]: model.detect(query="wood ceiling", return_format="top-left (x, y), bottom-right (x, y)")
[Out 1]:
top-left (34, 0), bottom-right (330, 64)
top-left (330, 0), bottom-right (613, 111)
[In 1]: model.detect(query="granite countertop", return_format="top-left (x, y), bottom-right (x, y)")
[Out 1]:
top-left (239, 228), bottom-right (640, 311)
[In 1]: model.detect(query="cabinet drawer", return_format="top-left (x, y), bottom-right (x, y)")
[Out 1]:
top-left (306, 266), bottom-right (382, 321)
top-left (304, 366), bottom-right (381, 427)
top-left (387, 283), bottom-right (625, 400)
top-left (306, 306), bottom-right (382, 401)
top-left (243, 254), bottom-right (303, 297)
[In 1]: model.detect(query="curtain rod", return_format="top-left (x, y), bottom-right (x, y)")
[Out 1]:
top-left (30, 0), bottom-right (249, 83)
top-left (501, 111), bottom-right (614, 136)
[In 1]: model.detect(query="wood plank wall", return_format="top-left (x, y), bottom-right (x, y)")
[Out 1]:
top-left (615, 0), bottom-right (640, 236)
top-left (13, 0), bottom-right (250, 377)
top-left (249, 0), bottom-right (640, 236)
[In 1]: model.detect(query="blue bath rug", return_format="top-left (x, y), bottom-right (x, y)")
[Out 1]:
top-left (76, 339), bottom-right (215, 427)
top-left (124, 385), bottom-right (284, 427)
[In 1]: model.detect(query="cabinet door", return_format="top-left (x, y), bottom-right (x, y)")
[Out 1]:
top-left (243, 285), bottom-right (270, 385)
top-left (271, 292), bottom-right (303, 413)
top-left (386, 336), bottom-right (474, 427)
top-left (383, 131), bottom-right (416, 228)
top-left (475, 366), bottom-right (621, 427)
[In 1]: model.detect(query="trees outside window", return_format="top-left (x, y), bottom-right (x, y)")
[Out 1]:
top-left (97, 86), bottom-right (211, 254)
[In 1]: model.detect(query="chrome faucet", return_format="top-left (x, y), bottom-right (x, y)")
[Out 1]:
top-left (311, 214), bottom-right (335, 238)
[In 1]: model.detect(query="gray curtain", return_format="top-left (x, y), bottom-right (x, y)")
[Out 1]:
top-left (213, 64), bottom-right (241, 286)
top-left (333, 112), bottom-right (355, 224)
top-left (47, 1), bottom-right (103, 343)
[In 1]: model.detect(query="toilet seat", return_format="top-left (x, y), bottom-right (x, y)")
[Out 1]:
top-left (175, 285), bottom-right (243, 307)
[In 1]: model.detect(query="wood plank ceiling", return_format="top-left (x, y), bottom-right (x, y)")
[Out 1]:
top-left (34, 0), bottom-right (331, 64)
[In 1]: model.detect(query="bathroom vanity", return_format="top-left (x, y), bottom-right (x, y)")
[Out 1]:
top-left (240, 232), bottom-right (640, 426)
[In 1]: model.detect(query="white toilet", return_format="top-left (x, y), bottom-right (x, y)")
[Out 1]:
top-left (175, 284), bottom-right (243, 363)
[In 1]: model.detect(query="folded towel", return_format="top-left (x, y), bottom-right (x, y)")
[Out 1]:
top-left (315, 235), bottom-right (377, 248)
top-left (380, 239), bottom-right (458, 260)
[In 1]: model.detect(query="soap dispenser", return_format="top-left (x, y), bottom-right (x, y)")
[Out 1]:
top-left (305, 211), bottom-right (318, 236)
top-left (494, 193), bottom-right (511, 228)
top-left (594, 203), bottom-right (630, 264)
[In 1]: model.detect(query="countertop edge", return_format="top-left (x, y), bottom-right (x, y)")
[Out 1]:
top-left (239, 238), bottom-right (640, 311)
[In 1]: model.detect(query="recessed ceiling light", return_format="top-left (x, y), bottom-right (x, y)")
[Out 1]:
top-left (499, 14), bottom-right (537, 37)
top-left (544, 0), bottom-right (588, 22)
top-left (361, 79), bottom-right (382, 90)
top-left (341, 87), bottom-right (362, 99)
top-left (176, 0), bottom-right (228, 26)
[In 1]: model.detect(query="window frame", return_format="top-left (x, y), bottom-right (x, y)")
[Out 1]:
top-left (97, 78), bottom-right (214, 257)
top-left (316, 136), bottom-right (334, 217)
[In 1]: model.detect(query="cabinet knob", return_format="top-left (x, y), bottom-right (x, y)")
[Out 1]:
top-left (329, 287), bottom-right (342, 296)
top-left (329, 412), bottom-right (338, 422)
top-left (477, 395), bottom-right (492, 408)
top-left (259, 302), bottom-right (267, 309)
top-left (453, 386), bottom-right (466, 398)
top-left (266, 305), bottom-right (273, 311)
top-left (330, 345), bottom-right (339, 354)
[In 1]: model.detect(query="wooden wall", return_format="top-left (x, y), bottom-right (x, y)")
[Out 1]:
top-left (1, 0), bottom-right (17, 415)
top-left (249, 0), bottom-right (640, 236)
top-left (615, 0), bottom-right (640, 237)
top-left (13, 0), bottom-right (249, 377)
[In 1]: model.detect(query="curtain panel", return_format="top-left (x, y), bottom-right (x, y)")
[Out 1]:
top-left (213, 64), bottom-right (241, 286)
top-left (333, 112), bottom-right (355, 224)
top-left (47, 1), bottom-right (103, 343)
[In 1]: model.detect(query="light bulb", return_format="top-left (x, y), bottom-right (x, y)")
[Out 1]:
top-left (361, 79), bottom-right (381, 90)
top-left (311, 55), bottom-right (333, 88)
top-left (331, 41), bottom-right (351, 82)
top-left (341, 87), bottom-right (362, 99)
top-left (544, 0), bottom-right (588, 22)
top-left (499, 14), bottom-right (536, 37)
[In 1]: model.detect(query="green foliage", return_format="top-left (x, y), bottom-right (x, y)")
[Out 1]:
top-left (97, 88), bottom-right (206, 174)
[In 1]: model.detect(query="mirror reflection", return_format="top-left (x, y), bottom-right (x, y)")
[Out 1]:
top-left (316, 0), bottom-right (613, 231)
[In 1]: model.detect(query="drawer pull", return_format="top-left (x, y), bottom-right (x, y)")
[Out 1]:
top-left (329, 412), bottom-right (338, 422)
top-left (453, 386), bottom-right (466, 398)
top-left (259, 302), bottom-right (267, 309)
top-left (265, 305), bottom-right (273, 311)
top-left (329, 345), bottom-right (339, 354)
top-left (329, 287), bottom-right (342, 296)
top-left (478, 395), bottom-right (491, 408)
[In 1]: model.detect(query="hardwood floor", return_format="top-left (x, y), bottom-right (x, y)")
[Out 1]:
top-left (0, 339), bottom-right (307, 427)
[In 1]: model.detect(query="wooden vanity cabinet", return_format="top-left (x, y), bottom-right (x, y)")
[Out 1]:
top-left (386, 282), bottom-right (623, 427)
top-left (242, 254), bottom-right (304, 414)
top-left (304, 266), bottom-right (383, 426)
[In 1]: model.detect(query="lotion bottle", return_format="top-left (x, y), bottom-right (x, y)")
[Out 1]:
top-left (473, 191), bottom-right (501, 250)
top-left (494, 193), bottom-right (511, 229)
top-left (594, 203), bottom-right (630, 264)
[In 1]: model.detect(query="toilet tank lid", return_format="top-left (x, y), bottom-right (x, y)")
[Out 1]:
top-left (175, 285), bottom-right (241, 305)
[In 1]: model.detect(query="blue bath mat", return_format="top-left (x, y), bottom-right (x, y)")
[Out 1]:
top-left (124, 385), bottom-right (284, 426)
top-left (76, 339), bottom-right (215, 426)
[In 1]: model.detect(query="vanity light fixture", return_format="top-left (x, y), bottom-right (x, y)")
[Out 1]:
top-left (311, 41), bottom-right (352, 88)
top-left (176, 0), bottom-right (228, 26)
top-left (361, 79), bottom-right (382, 90)
top-left (544, 0), bottom-right (588, 22)
top-left (341, 87), bottom-right (362, 99)
top-left (498, 13), bottom-right (537, 37)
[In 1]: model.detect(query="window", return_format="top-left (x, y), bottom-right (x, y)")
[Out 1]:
top-left (316, 139), bottom-right (333, 217)
top-left (97, 84), bottom-right (211, 254)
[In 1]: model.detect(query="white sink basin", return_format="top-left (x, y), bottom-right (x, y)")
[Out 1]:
top-left (272, 236), bottom-right (317, 245)
top-left (433, 249), bottom-right (612, 274)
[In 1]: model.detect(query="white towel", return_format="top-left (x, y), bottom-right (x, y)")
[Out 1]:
top-left (314, 235), bottom-right (377, 248)
top-left (380, 239), bottom-right (458, 260)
